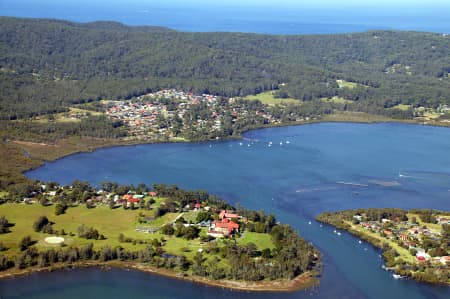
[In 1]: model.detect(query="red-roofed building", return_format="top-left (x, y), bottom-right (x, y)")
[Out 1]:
top-left (416, 256), bottom-right (426, 263)
top-left (122, 194), bottom-right (139, 203)
top-left (208, 218), bottom-right (239, 237)
top-left (219, 210), bottom-right (240, 220)
top-left (194, 203), bottom-right (202, 210)
top-left (123, 194), bottom-right (133, 201)
top-left (149, 191), bottom-right (157, 197)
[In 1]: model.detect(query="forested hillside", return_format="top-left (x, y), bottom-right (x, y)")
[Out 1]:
top-left (1, 17), bottom-right (449, 120)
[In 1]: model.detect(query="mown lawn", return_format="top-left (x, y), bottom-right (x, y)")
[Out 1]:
top-left (243, 91), bottom-right (300, 106)
top-left (392, 104), bottom-right (412, 111)
top-left (31, 107), bottom-right (104, 124)
top-left (238, 231), bottom-right (275, 250)
top-left (148, 212), bottom-right (180, 226)
top-left (0, 203), bottom-right (170, 256)
top-left (163, 234), bottom-right (204, 259)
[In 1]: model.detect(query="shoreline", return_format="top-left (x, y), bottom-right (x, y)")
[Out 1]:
top-left (0, 261), bottom-right (318, 292)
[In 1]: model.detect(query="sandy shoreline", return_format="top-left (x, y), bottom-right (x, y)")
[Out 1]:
top-left (0, 261), bottom-right (318, 292)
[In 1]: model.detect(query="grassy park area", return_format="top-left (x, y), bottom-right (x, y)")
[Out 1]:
top-left (238, 231), bottom-right (275, 250)
top-left (244, 91), bottom-right (300, 105)
top-left (0, 203), bottom-right (156, 256)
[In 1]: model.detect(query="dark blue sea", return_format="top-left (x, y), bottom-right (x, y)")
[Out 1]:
top-left (3, 123), bottom-right (448, 299)
top-left (1, 0), bottom-right (450, 34)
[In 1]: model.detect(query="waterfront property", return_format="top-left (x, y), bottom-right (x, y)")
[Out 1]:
top-left (317, 208), bottom-right (450, 285)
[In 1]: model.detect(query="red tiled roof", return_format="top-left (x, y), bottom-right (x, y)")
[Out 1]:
top-left (219, 210), bottom-right (239, 220)
top-left (416, 256), bottom-right (426, 262)
top-left (214, 219), bottom-right (239, 233)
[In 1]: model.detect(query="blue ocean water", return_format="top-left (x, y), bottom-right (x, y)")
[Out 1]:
top-left (1, 0), bottom-right (450, 34)
top-left (11, 123), bottom-right (450, 299)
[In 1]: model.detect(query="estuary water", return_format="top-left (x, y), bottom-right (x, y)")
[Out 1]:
top-left (3, 123), bottom-right (447, 299)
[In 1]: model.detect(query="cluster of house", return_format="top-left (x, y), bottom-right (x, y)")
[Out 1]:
top-left (207, 210), bottom-right (241, 238)
top-left (117, 191), bottom-right (158, 205)
top-left (104, 89), bottom-right (222, 139)
top-left (354, 214), bottom-right (449, 266)
top-left (437, 104), bottom-right (450, 113)
top-left (414, 104), bottom-right (450, 122)
top-left (103, 89), bottom-right (287, 140)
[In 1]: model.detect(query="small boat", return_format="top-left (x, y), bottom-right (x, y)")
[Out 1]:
top-left (247, 144), bottom-right (251, 147)
top-left (286, 140), bottom-right (290, 144)
top-left (268, 144), bottom-right (272, 147)
top-left (308, 221), bottom-right (312, 225)
top-left (333, 230), bottom-right (337, 234)
top-left (337, 232), bottom-right (341, 236)
top-left (358, 240), bottom-right (362, 244)
top-left (392, 274), bottom-right (403, 279)
top-left (239, 142), bottom-right (243, 146)
top-left (280, 142), bottom-right (283, 145)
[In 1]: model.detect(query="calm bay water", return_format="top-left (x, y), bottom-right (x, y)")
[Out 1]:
top-left (3, 122), bottom-right (448, 299)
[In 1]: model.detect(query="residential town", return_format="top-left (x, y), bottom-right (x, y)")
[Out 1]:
top-left (317, 208), bottom-right (449, 284)
top-left (354, 214), bottom-right (450, 266)
top-left (103, 89), bottom-right (312, 141)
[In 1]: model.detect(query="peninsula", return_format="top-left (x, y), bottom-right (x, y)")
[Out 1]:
top-left (0, 183), bottom-right (319, 291)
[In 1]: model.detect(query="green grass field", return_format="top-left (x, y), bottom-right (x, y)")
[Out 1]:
top-left (0, 203), bottom-right (173, 256)
top-left (0, 203), bottom-right (280, 267)
top-left (148, 212), bottom-right (180, 226)
top-left (31, 107), bottom-right (104, 124)
top-left (392, 104), bottom-right (412, 111)
top-left (243, 91), bottom-right (300, 106)
top-left (238, 232), bottom-right (275, 250)
top-left (163, 233), bottom-right (206, 259)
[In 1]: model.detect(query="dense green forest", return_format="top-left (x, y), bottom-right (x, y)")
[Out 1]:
top-left (1, 17), bottom-right (449, 120)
